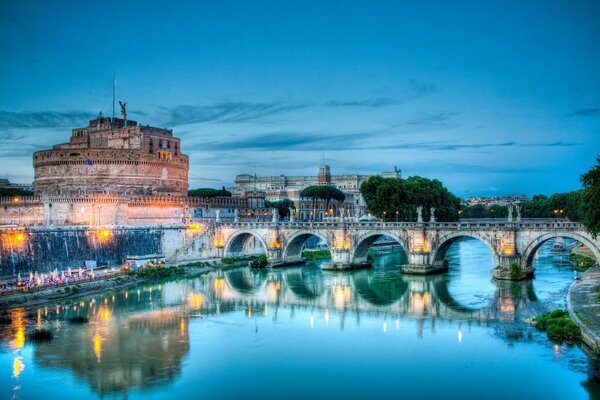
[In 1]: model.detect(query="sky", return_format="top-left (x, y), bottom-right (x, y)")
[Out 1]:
top-left (1, 0), bottom-right (599, 197)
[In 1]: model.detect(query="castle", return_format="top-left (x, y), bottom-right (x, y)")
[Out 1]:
top-left (0, 105), bottom-right (259, 227)
top-left (33, 107), bottom-right (188, 197)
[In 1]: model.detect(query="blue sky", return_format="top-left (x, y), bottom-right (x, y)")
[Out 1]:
top-left (1, 0), bottom-right (599, 197)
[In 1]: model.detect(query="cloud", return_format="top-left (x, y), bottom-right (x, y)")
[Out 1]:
top-left (405, 112), bottom-right (458, 126)
top-left (159, 101), bottom-right (309, 126)
top-left (0, 111), bottom-right (92, 129)
top-left (327, 98), bottom-right (396, 108)
top-left (326, 80), bottom-right (437, 109)
top-left (568, 108), bottom-right (600, 117)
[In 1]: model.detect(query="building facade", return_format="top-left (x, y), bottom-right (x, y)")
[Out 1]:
top-left (233, 165), bottom-right (400, 220)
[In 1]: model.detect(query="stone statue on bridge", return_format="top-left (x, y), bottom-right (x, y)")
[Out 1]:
top-left (430, 207), bottom-right (436, 223)
top-left (272, 208), bottom-right (279, 223)
top-left (289, 208), bottom-right (295, 222)
top-left (355, 206), bottom-right (360, 221)
top-left (417, 206), bottom-right (423, 223)
top-left (215, 210), bottom-right (220, 223)
top-left (516, 205), bottom-right (522, 223)
top-left (507, 205), bottom-right (514, 223)
top-left (234, 209), bottom-right (239, 223)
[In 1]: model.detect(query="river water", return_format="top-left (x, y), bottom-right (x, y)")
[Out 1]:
top-left (1, 238), bottom-right (598, 399)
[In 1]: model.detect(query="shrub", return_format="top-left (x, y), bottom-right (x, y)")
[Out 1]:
top-left (509, 261), bottom-right (524, 280)
top-left (249, 254), bottom-right (269, 268)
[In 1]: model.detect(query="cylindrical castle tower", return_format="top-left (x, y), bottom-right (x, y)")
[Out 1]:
top-left (33, 114), bottom-right (189, 197)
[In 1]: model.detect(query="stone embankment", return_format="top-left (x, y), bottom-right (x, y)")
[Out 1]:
top-left (567, 265), bottom-right (600, 355)
top-left (0, 263), bottom-right (215, 309)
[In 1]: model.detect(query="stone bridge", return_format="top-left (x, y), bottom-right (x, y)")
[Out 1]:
top-left (209, 219), bottom-right (600, 280)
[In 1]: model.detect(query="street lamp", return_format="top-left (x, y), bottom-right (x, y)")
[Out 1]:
top-left (13, 197), bottom-right (21, 225)
top-left (395, 210), bottom-right (399, 222)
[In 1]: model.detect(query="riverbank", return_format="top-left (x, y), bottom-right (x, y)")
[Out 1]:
top-left (0, 262), bottom-right (217, 310)
top-left (567, 265), bottom-right (600, 355)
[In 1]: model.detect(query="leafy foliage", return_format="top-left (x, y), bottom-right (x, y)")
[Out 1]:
top-left (265, 198), bottom-right (296, 218)
top-left (300, 185), bottom-right (346, 217)
top-left (188, 186), bottom-right (231, 198)
top-left (249, 254), bottom-right (269, 268)
top-left (534, 309), bottom-right (581, 343)
top-left (0, 188), bottom-right (34, 197)
top-left (509, 261), bottom-right (524, 280)
top-left (581, 155), bottom-right (600, 238)
top-left (360, 176), bottom-right (461, 221)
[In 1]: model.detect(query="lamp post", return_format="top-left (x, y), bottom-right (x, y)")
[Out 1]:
top-left (395, 210), bottom-right (399, 222)
top-left (12, 197), bottom-right (23, 226)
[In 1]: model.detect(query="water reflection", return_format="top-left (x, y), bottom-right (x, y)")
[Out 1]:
top-left (0, 237), bottom-right (597, 399)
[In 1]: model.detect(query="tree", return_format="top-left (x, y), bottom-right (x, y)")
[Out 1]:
top-left (188, 188), bottom-right (232, 198)
top-left (265, 198), bottom-right (296, 218)
top-left (581, 156), bottom-right (600, 237)
top-left (359, 175), bottom-right (460, 221)
top-left (0, 188), bottom-right (34, 197)
top-left (300, 185), bottom-right (345, 218)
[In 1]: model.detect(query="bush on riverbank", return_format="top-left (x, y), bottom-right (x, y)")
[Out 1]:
top-left (534, 309), bottom-right (581, 343)
top-left (249, 254), bottom-right (269, 268)
top-left (136, 266), bottom-right (185, 279)
top-left (509, 261), bottom-right (525, 280)
top-left (302, 250), bottom-right (331, 260)
top-left (569, 252), bottom-right (596, 270)
top-left (222, 255), bottom-right (259, 265)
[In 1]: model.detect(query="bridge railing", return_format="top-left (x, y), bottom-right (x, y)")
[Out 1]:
top-left (218, 220), bottom-right (583, 230)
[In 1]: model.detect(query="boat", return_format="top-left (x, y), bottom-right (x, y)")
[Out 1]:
top-left (370, 239), bottom-right (402, 255)
top-left (552, 240), bottom-right (565, 252)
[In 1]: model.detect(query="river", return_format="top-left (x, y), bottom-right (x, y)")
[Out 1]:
top-left (1, 238), bottom-right (598, 399)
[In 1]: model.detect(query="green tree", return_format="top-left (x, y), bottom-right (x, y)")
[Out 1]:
top-left (581, 156), bottom-right (600, 237)
top-left (188, 188), bottom-right (232, 198)
top-left (300, 185), bottom-right (345, 218)
top-left (0, 188), bottom-right (34, 197)
top-left (265, 198), bottom-right (296, 218)
top-left (359, 176), bottom-right (460, 221)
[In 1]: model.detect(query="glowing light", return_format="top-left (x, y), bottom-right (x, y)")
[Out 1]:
top-left (98, 229), bottom-right (112, 243)
top-left (98, 305), bottom-right (111, 324)
top-left (214, 233), bottom-right (224, 248)
top-left (125, 291), bottom-right (129, 299)
top-left (247, 306), bottom-right (253, 318)
top-left (267, 237), bottom-right (282, 250)
top-left (187, 223), bottom-right (202, 232)
top-left (411, 237), bottom-right (430, 253)
top-left (324, 307), bottom-right (329, 325)
top-left (263, 305), bottom-right (268, 316)
top-left (188, 293), bottom-right (203, 309)
top-left (12, 356), bottom-right (25, 378)
top-left (180, 318), bottom-right (186, 335)
top-left (310, 314), bottom-right (315, 328)
top-left (458, 329), bottom-right (463, 343)
top-left (383, 321), bottom-right (388, 333)
top-left (395, 319), bottom-right (400, 330)
top-left (93, 332), bottom-right (103, 363)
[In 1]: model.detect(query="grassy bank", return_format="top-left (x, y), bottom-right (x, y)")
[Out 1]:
top-left (302, 250), bottom-right (331, 260)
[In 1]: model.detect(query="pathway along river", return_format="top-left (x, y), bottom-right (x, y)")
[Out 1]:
top-left (1, 238), bottom-right (599, 399)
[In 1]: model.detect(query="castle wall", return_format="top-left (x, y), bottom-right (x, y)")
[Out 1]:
top-left (0, 227), bottom-right (164, 277)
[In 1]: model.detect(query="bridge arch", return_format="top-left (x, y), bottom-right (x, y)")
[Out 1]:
top-left (223, 230), bottom-right (268, 257)
top-left (522, 232), bottom-right (600, 269)
top-left (283, 231), bottom-right (331, 262)
top-left (350, 231), bottom-right (407, 265)
top-left (431, 232), bottom-right (498, 265)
